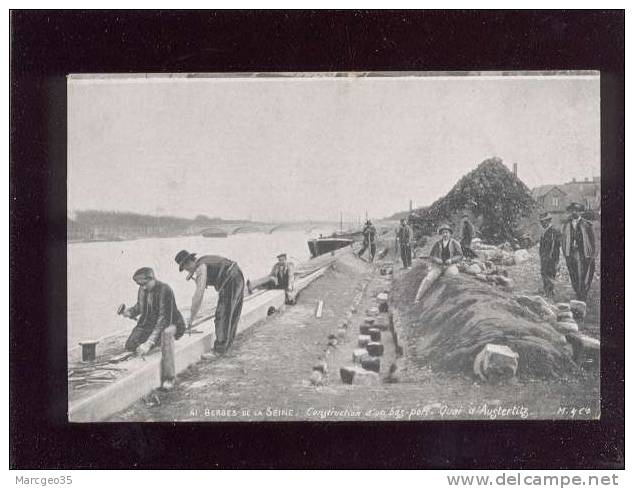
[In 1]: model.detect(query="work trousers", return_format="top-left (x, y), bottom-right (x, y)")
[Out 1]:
top-left (213, 268), bottom-right (245, 354)
top-left (125, 324), bottom-right (177, 385)
top-left (540, 258), bottom-right (558, 299)
top-left (358, 242), bottom-right (376, 262)
top-left (414, 263), bottom-right (459, 302)
top-left (565, 250), bottom-right (596, 302)
top-left (400, 243), bottom-right (412, 268)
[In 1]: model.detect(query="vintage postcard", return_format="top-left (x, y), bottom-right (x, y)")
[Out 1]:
top-left (67, 72), bottom-right (600, 422)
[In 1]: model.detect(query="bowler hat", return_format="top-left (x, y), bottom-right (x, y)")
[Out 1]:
top-left (175, 250), bottom-right (197, 271)
top-left (438, 223), bottom-right (453, 234)
top-left (539, 212), bottom-right (553, 222)
top-left (566, 202), bottom-right (585, 212)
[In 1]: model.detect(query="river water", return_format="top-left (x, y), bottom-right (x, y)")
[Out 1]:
top-left (67, 229), bottom-right (334, 348)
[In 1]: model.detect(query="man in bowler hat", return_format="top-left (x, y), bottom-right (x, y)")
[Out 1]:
top-left (561, 202), bottom-right (596, 301)
top-left (538, 212), bottom-right (561, 299)
top-left (175, 250), bottom-right (245, 354)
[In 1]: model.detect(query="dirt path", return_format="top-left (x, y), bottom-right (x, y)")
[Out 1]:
top-left (112, 248), bottom-right (599, 422)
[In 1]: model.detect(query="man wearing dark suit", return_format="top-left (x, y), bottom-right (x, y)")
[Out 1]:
top-left (460, 213), bottom-right (478, 259)
top-left (561, 202), bottom-right (597, 301)
top-left (538, 212), bottom-right (561, 299)
top-left (396, 218), bottom-right (414, 269)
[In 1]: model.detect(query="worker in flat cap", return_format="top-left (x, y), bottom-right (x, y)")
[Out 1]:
top-left (538, 212), bottom-right (562, 299)
top-left (414, 223), bottom-right (463, 303)
top-left (175, 250), bottom-right (245, 355)
top-left (561, 202), bottom-right (596, 301)
top-left (118, 267), bottom-right (186, 390)
top-left (357, 219), bottom-right (377, 262)
top-left (246, 253), bottom-right (297, 304)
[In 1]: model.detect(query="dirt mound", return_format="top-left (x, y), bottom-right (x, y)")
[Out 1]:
top-left (409, 157), bottom-right (537, 244)
top-left (392, 265), bottom-right (577, 379)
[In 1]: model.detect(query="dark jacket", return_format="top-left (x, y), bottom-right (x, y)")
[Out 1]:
top-left (397, 224), bottom-right (413, 244)
top-left (561, 218), bottom-right (596, 258)
top-left (363, 224), bottom-right (377, 244)
top-left (461, 220), bottom-right (474, 245)
top-left (539, 225), bottom-right (561, 264)
top-left (429, 238), bottom-right (463, 265)
top-left (128, 281), bottom-right (186, 346)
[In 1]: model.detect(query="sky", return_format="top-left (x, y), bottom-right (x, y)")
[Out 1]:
top-left (68, 74), bottom-right (600, 222)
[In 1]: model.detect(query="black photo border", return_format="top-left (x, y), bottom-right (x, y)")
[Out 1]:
top-left (10, 10), bottom-right (625, 469)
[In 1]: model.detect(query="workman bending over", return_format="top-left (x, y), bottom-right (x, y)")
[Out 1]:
top-left (246, 253), bottom-right (297, 304)
top-left (175, 250), bottom-right (245, 355)
top-left (414, 224), bottom-right (463, 303)
top-left (119, 267), bottom-right (186, 390)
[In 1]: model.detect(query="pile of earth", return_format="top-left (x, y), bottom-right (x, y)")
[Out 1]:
top-left (391, 265), bottom-right (578, 379)
top-left (408, 157), bottom-right (538, 245)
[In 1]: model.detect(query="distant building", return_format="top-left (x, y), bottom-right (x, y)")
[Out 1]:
top-left (532, 176), bottom-right (600, 215)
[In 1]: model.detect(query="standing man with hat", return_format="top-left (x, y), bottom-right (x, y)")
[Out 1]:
top-left (460, 212), bottom-right (478, 259)
top-left (119, 267), bottom-right (186, 390)
top-left (246, 253), bottom-right (297, 304)
top-left (561, 202), bottom-right (596, 301)
top-left (357, 219), bottom-right (377, 262)
top-left (414, 223), bottom-right (463, 303)
top-left (396, 218), bottom-right (414, 269)
top-left (175, 250), bottom-right (245, 355)
top-left (538, 212), bottom-right (561, 299)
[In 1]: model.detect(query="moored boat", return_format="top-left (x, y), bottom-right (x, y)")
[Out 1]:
top-left (307, 237), bottom-right (353, 258)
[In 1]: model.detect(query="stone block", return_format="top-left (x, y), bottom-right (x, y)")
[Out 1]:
top-left (358, 335), bottom-right (371, 347)
top-left (366, 342), bottom-right (384, 357)
top-left (378, 302), bottom-right (389, 313)
top-left (376, 292), bottom-right (389, 302)
top-left (359, 324), bottom-right (374, 335)
top-left (361, 356), bottom-right (381, 373)
top-left (570, 300), bottom-right (587, 321)
top-left (556, 302), bottom-right (571, 312)
top-left (373, 322), bottom-right (389, 331)
top-left (340, 366), bottom-right (356, 384)
top-left (352, 348), bottom-right (370, 364)
top-left (473, 344), bottom-right (519, 382)
top-left (366, 306), bottom-right (380, 316)
top-left (554, 321), bottom-right (579, 334)
top-left (351, 369), bottom-right (380, 385)
top-left (513, 249), bottom-right (530, 264)
top-left (363, 317), bottom-right (376, 326)
top-left (566, 333), bottom-right (600, 368)
top-left (368, 328), bottom-right (381, 342)
top-left (310, 370), bottom-right (324, 386)
top-left (557, 311), bottom-right (574, 320)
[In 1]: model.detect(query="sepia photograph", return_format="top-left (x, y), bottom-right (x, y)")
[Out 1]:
top-left (66, 72), bottom-right (601, 422)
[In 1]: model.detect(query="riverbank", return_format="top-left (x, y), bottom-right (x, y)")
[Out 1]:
top-left (111, 242), bottom-right (599, 422)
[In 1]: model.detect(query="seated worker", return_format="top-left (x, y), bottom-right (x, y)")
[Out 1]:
top-left (118, 267), bottom-right (186, 390)
top-left (246, 253), bottom-right (297, 304)
top-left (414, 223), bottom-right (463, 303)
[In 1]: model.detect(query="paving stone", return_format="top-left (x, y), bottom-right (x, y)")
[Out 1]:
top-left (557, 311), bottom-right (574, 320)
top-left (363, 317), bottom-right (376, 326)
top-left (358, 335), bottom-right (371, 347)
top-left (352, 369), bottom-right (380, 385)
top-left (359, 324), bottom-right (374, 335)
top-left (376, 292), bottom-right (389, 302)
top-left (556, 302), bottom-right (571, 312)
top-left (368, 328), bottom-right (381, 342)
top-left (473, 344), bottom-right (519, 382)
top-left (366, 342), bottom-right (384, 357)
top-left (554, 321), bottom-right (579, 334)
top-left (352, 348), bottom-right (370, 364)
top-left (361, 356), bottom-right (381, 373)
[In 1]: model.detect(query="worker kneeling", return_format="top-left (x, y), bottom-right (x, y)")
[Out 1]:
top-left (247, 253), bottom-right (297, 305)
top-left (118, 267), bottom-right (186, 390)
top-left (414, 224), bottom-right (463, 303)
